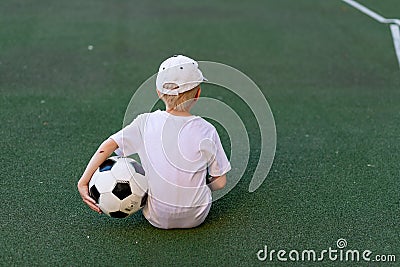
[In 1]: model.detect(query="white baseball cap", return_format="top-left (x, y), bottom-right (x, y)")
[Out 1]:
top-left (156, 55), bottom-right (207, 96)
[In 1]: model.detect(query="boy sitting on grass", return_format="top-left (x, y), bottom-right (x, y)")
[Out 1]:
top-left (78, 55), bottom-right (231, 229)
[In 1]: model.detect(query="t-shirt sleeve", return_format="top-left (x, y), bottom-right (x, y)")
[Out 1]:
top-left (207, 130), bottom-right (231, 177)
top-left (109, 114), bottom-right (146, 156)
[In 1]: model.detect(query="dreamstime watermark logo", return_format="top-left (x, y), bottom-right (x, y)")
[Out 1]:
top-left (121, 61), bottom-right (276, 203)
top-left (257, 238), bottom-right (396, 263)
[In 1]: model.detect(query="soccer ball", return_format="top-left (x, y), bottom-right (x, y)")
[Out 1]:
top-left (89, 156), bottom-right (148, 218)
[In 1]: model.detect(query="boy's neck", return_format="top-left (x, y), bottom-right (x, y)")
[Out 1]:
top-left (166, 109), bottom-right (193, 117)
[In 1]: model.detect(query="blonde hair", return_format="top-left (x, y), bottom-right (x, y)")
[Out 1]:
top-left (159, 84), bottom-right (200, 112)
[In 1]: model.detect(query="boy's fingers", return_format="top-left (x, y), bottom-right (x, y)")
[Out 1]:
top-left (86, 199), bottom-right (102, 213)
top-left (77, 184), bottom-right (101, 213)
top-left (82, 194), bottom-right (102, 213)
top-left (84, 195), bottom-right (96, 204)
top-left (86, 200), bottom-right (102, 213)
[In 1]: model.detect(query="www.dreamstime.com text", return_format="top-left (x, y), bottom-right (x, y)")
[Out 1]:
top-left (257, 239), bottom-right (396, 263)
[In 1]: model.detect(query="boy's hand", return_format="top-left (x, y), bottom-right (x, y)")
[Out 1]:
top-left (77, 139), bottom-right (118, 214)
top-left (77, 183), bottom-right (102, 214)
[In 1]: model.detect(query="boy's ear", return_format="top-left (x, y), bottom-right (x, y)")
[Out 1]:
top-left (156, 89), bottom-right (162, 98)
top-left (195, 88), bottom-right (201, 99)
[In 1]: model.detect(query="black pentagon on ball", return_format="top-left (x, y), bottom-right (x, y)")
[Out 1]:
top-left (112, 182), bottom-right (132, 200)
top-left (131, 161), bottom-right (145, 175)
top-left (99, 158), bottom-right (116, 172)
top-left (109, 211), bottom-right (129, 218)
top-left (89, 185), bottom-right (100, 204)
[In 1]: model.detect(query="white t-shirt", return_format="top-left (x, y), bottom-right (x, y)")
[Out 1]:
top-left (110, 110), bottom-right (231, 229)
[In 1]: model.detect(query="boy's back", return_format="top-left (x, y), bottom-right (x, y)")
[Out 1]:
top-left (111, 110), bottom-right (230, 229)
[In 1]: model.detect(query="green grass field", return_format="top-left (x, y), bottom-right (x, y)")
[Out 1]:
top-left (1, 0), bottom-right (399, 266)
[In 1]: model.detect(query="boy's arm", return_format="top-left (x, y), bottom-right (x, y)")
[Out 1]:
top-left (77, 138), bottom-right (118, 213)
top-left (207, 174), bottom-right (227, 191)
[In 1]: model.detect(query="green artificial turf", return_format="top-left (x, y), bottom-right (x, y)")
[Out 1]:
top-left (1, 0), bottom-right (399, 266)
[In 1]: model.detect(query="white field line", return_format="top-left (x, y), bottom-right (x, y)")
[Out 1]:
top-left (342, 0), bottom-right (400, 68)
top-left (342, 0), bottom-right (400, 25)
top-left (390, 24), bottom-right (400, 68)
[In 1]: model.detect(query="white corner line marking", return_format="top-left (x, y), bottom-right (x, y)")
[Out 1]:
top-left (342, 0), bottom-right (400, 69)
top-left (390, 24), bottom-right (400, 68)
top-left (342, 0), bottom-right (400, 25)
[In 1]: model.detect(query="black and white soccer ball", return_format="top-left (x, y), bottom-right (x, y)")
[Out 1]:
top-left (89, 156), bottom-right (148, 218)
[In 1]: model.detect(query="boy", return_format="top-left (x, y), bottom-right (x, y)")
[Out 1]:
top-left (78, 55), bottom-right (231, 229)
